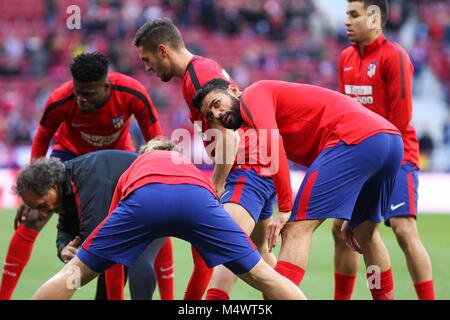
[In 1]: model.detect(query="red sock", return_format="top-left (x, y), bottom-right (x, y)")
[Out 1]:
top-left (0, 225), bottom-right (39, 300)
top-left (262, 261), bottom-right (305, 300)
top-left (274, 260), bottom-right (305, 286)
top-left (105, 264), bottom-right (124, 300)
top-left (154, 238), bottom-right (174, 300)
top-left (367, 268), bottom-right (394, 300)
top-left (206, 288), bottom-right (230, 300)
top-left (334, 272), bottom-right (357, 300)
top-left (183, 246), bottom-right (213, 300)
top-left (414, 280), bottom-right (435, 300)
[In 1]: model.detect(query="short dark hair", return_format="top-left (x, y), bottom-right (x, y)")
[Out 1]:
top-left (70, 52), bottom-right (109, 82)
top-left (192, 78), bottom-right (231, 111)
top-left (348, 0), bottom-right (389, 26)
top-left (14, 158), bottom-right (65, 198)
top-left (134, 17), bottom-right (185, 52)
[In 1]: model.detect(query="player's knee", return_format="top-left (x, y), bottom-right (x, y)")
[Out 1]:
top-left (281, 221), bottom-right (315, 243)
top-left (331, 220), bottom-right (346, 243)
top-left (391, 221), bottom-right (418, 253)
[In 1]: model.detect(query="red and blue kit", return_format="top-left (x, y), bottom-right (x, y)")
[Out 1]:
top-left (239, 80), bottom-right (403, 229)
top-left (31, 72), bottom-right (162, 159)
top-left (339, 34), bottom-right (419, 222)
top-left (183, 55), bottom-right (275, 221)
top-left (77, 151), bottom-right (261, 275)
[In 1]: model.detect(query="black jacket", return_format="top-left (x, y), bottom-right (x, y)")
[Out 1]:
top-left (56, 150), bottom-right (137, 261)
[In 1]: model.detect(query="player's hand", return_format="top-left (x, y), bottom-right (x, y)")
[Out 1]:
top-left (14, 203), bottom-right (31, 230)
top-left (214, 184), bottom-right (225, 200)
top-left (60, 236), bottom-right (81, 264)
top-left (267, 211), bottom-right (291, 253)
top-left (341, 221), bottom-right (362, 254)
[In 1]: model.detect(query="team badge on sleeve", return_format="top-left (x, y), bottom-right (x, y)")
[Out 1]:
top-left (367, 61), bottom-right (378, 78)
top-left (112, 115), bottom-right (125, 129)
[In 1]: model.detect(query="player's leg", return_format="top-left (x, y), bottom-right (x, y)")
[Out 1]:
top-left (250, 218), bottom-right (277, 268)
top-left (389, 217), bottom-right (434, 299)
top-left (206, 202), bottom-right (256, 300)
top-left (183, 245), bottom-right (213, 300)
top-left (384, 163), bottom-right (434, 299)
top-left (153, 238), bottom-right (174, 300)
top-left (32, 256), bottom-right (99, 299)
top-left (128, 237), bottom-right (166, 300)
top-left (237, 258), bottom-right (306, 300)
top-left (179, 186), bottom-right (305, 300)
top-left (348, 133), bottom-right (404, 300)
top-left (0, 209), bottom-right (53, 300)
top-left (275, 219), bottom-right (322, 287)
top-left (205, 169), bottom-right (275, 300)
top-left (351, 220), bottom-right (394, 300)
top-left (331, 219), bottom-right (359, 300)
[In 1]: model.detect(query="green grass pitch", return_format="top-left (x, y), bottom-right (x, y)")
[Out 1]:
top-left (0, 208), bottom-right (449, 300)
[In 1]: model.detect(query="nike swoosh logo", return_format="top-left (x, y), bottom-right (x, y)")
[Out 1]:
top-left (71, 122), bottom-right (85, 128)
top-left (344, 67), bottom-right (354, 71)
top-left (390, 202), bottom-right (406, 211)
top-left (4, 262), bottom-right (19, 267)
top-left (219, 191), bottom-right (230, 201)
top-left (159, 265), bottom-right (174, 273)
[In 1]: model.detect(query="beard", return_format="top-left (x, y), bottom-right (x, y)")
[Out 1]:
top-left (219, 95), bottom-right (242, 130)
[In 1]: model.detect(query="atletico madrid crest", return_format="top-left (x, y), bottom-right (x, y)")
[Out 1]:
top-left (367, 61), bottom-right (377, 78)
top-left (112, 115), bottom-right (125, 128)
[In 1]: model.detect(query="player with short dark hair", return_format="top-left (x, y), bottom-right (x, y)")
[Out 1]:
top-left (331, 0), bottom-right (434, 300)
top-left (194, 78), bottom-right (403, 300)
top-left (12, 150), bottom-right (165, 300)
top-left (0, 52), bottom-right (165, 300)
top-left (134, 18), bottom-right (278, 300)
top-left (30, 139), bottom-right (306, 300)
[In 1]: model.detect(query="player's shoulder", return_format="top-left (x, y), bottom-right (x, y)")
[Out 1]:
top-left (109, 72), bottom-right (146, 92)
top-left (341, 45), bottom-right (357, 58)
top-left (46, 80), bottom-right (75, 106)
top-left (190, 55), bottom-right (231, 83)
top-left (381, 38), bottom-right (411, 61)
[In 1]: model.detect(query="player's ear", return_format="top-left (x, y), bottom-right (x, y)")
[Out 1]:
top-left (227, 84), bottom-right (240, 97)
top-left (157, 44), bottom-right (169, 58)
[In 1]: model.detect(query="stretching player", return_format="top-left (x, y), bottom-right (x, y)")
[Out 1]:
top-left (29, 139), bottom-right (306, 300)
top-left (11, 150), bottom-right (164, 299)
top-left (0, 52), bottom-right (173, 300)
top-left (194, 79), bottom-right (403, 300)
top-left (134, 18), bottom-right (277, 300)
top-left (332, 0), bottom-right (434, 300)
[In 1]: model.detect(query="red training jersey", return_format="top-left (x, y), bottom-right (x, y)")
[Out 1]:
top-left (110, 150), bottom-right (216, 207)
top-left (239, 80), bottom-right (400, 212)
top-left (31, 72), bottom-right (162, 160)
top-left (339, 33), bottom-right (419, 168)
top-left (182, 55), bottom-right (270, 174)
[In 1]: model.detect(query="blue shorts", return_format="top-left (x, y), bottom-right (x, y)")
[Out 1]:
top-left (220, 169), bottom-right (276, 222)
top-left (78, 183), bottom-right (261, 275)
top-left (384, 161), bottom-right (419, 226)
top-left (290, 133), bottom-right (404, 230)
top-left (50, 149), bottom-right (77, 162)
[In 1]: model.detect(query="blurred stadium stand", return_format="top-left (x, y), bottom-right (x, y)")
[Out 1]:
top-left (0, 0), bottom-right (449, 172)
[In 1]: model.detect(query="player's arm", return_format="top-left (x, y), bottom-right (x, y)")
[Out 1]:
top-left (384, 47), bottom-right (414, 134)
top-left (240, 89), bottom-right (292, 213)
top-left (129, 83), bottom-right (163, 140)
top-left (241, 88), bottom-right (292, 250)
top-left (209, 120), bottom-right (239, 197)
top-left (30, 96), bottom-right (63, 162)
